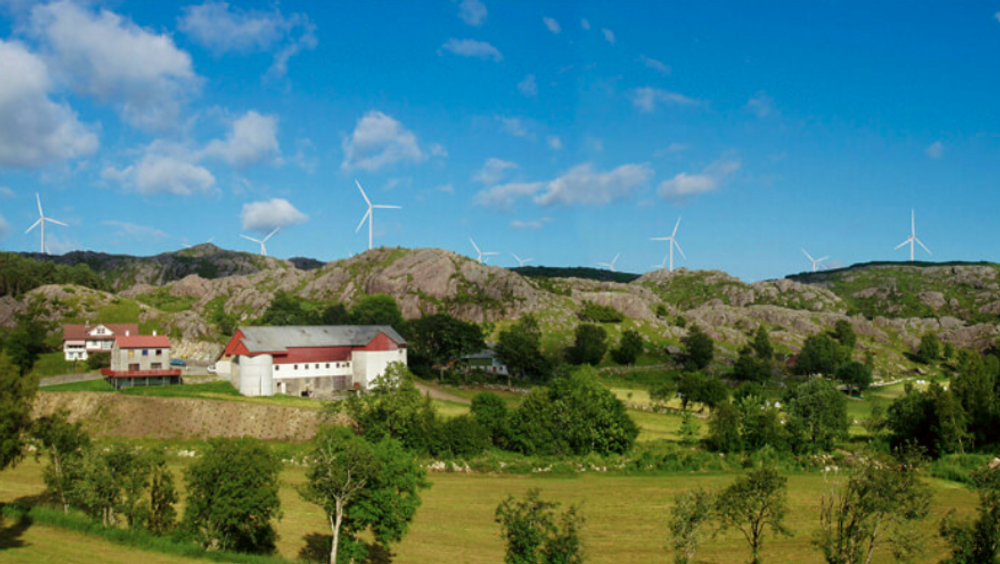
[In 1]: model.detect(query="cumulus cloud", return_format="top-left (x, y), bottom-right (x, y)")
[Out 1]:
top-left (102, 142), bottom-right (215, 196)
top-left (0, 39), bottom-right (98, 168)
top-left (430, 143), bottom-right (448, 158)
top-left (518, 74), bottom-right (537, 97)
top-left (201, 111), bottom-right (280, 167)
top-left (457, 0), bottom-right (487, 26)
top-left (475, 162), bottom-right (652, 210)
top-left (629, 87), bottom-right (703, 112)
top-left (240, 197), bottom-right (308, 232)
top-left (925, 141), bottom-right (944, 159)
top-left (474, 157), bottom-right (518, 184)
top-left (440, 38), bottom-right (503, 62)
top-left (745, 91), bottom-right (775, 118)
top-left (581, 18), bottom-right (591, 30)
top-left (29, 1), bottom-right (199, 131)
top-left (658, 158), bottom-right (740, 201)
top-left (543, 17), bottom-right (561, 33)
top-left (547, 136), bottom-right (563, 150)
top-left (640, 54), bottom-right (670, 75)
top-left (341, 111), bottom-right (424, 171)
top-left (499, 117), bottom-right (532, 139)
top-left (602, 28), bottom-right (616, 45)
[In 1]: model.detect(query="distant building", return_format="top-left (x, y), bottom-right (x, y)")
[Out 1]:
top-left (461, 347), bottom-right (508, 376)
top-left (218, 325), bottom-right (408, 397)
top-left (101, 333), bottom-right (182, 390)
top-left (61, 323), bottom-right (139, 361)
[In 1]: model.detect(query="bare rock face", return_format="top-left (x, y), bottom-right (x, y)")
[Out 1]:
top-left (170, 275), bottom-right (212, 299)
top-left (0, 295), bottom-right (26, 327)
top-left (919, 292), bottom-right (946, 310)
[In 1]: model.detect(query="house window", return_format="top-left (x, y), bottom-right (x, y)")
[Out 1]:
top-left (315, 364), bottom-right (319, 369)
top-left (325, 363), bottom-right (330, 369)
top-left (275, 365), bottom-right (280, 371)
top-left (156, 349), bottom-right (162, 356)
top-left (151, 363), bottom-right (162, 370)
top-left (142, 349), bottom-right (149, 356)
top-left (128, 350), bottom-right (135, 357)
top-left (294, 364), bottom-right (298, 370)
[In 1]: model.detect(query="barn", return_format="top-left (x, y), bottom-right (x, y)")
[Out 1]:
top-left (217, 325), bottom-right (408, 397)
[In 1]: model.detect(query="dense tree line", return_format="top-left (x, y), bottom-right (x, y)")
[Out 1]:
top-left (0, 252), bottom-right (107, 297)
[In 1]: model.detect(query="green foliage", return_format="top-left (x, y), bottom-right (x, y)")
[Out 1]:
top-left (950, 350), bottom-right (995, 448)
top-left (183, 438), bottom-right (283, 554)
top-left (320, 303), bottom-right (351, 325)
top-left (4, 306), bottom-right (53, 376)
top-left (0, 353), bottom-right (37, 471)
top-left (677, 372), bottom-right (728, 411)
top-left (655, 303), bottom-right (669, 319)
top-left (497, 314), bottom-right (552, 382)
top-left (471, 391), bottom-right (511, 448)
top-left (33, 409), bottom-right (90, 513)
top-left (682, 325), bottom-right (714, 371)
top-left (886, 382), bottom-right (969, 458)
top-left (407, 313), bottom-right (485, 369)
top-left (257, 290), bottom-right (318, 326)
top-left (785, 379), bottom-right (849, 454)
top-left (677, 412), bottom-right (701, 447)
top-left (733, 347), bottom-right (771, 384)
top-left (738, 395), bottom-right (788, 453)
top-left (514, 264), bottom-right (640, 283)
top-left (495, 488), bottom-right (585, 564)
top-left (207, 296), bottom-right (238, 336)
top-left (611, 329), bottom-right (644, 366)
top-left (836, 362), bottom-right (872, 397)
top-left (831, 320), bottom-right (857, 350)
top-left (715, 465), bottom-right (792, 564)
top-left (135, 287), bottom-right (198, 313)
top-left (649, 381), bottom-right (678, 407)
top-left (752, 327), bottom-right (774, 361)
top-left (86, 351), bottom-right (111, 371)
top-left (349, 293), bottom-right (404, 328)
top-left (795, 333), bottom-right (849, 376)
top-left (916, 334), bottom-right (942, 364)
top-left (436, 414), bottom-right (491, 458)
top-left (707, 402), bottom-right (743, 453)
top-left (668, 488), bottom-right (717, 564)
top-left (0, 252), bottom-right (107, 297)
top-left (578, 301), bottom-right (624, 323)
top-left (567, 323), bottom-right (608, 366)
top-left (940, 466), bottom-right (1000, 564)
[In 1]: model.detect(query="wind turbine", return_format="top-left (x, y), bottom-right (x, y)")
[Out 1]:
top-left (469, 238), bottom-right (498, 264)
top-left (650, 217), bottom-right (686, 271)
top-left (652, 254), bottom-right (668, 270)
top-left (240, 227), bottom-right (280, 256)
top-left (512, 254), bottom-right (533, 267)
top-left (802, 249), bottom-right (829, 272)
top-left (355, 179), bottom-right (401, 250)
top-left (597, 253), bottom-right (620, 272)
top-left (25, 193), bottom-right (67, 254)
top-left (894, 209), bottom-right (931, 262)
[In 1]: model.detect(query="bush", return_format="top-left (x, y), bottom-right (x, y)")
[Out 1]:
top-left (567, 323), bottom-right (607, 365)
top-left (434, 415), bottom-right (490, 458)
top-left (682, 326), bottom-right (714, 371)
top-left (86, 352), bottom-right (110, 371)
top-left (611, 329), bottom-right (644, 366)
top-left (470, 392), bottom-right (510, 448)
top-left (578, 301), bottom-right (624, 323)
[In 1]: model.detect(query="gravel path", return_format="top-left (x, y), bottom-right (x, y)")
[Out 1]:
top-left (414, 382), bottom-right (471, 404)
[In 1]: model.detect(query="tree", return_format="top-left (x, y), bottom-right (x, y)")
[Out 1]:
top-left (0, 353), bottom-right (37, 471)
top-left (831, 320), bottom-right (857, 351)
top-left (836, 362), bottom-right (872, 397)
top-left (752, 326), bottom-right (774, 361)
top-left (33, 409), bottom-right (90, 513)
top-left (785, 379), bottom-right (849, 453)
top-left (886, 382), bottom-right (968, 458)
top-left (258, 290), bottom-right (317, 326)
top-left (471, 391), bottom-right (511, 448)
top-left (496, 314), bottom-right (551, 382)
top-left (816, 450), bottom-right (931, 564)
top-left (320, 303), bottom-right (352, 325)
top-left (916, 334), bottom-right (941, 364)
top-left (567, 324), bottom-right (607, 366)
top-left (733, 347), bottom-right (770, 384)
top-left (183, 438), bottom-right (283, 554)
top-left (350, 293), bottom-right (404, 328)
top-left (495, 488), bottom-right (585, 564)
top-left (407, 313), bottom-right (485, 370)
top-left (4, 305), bottom-right (52, 376)
top-left (715, 465), bottom-right (792, 564)
top-left (683, 325), bottom-right (714, 370)
top-left (940, 466), bottom-right (1000, 564)
top-left (737, 395), bottom-right (788, 453)
top-left (611, 329), bottom-right (643, 366)
top-left (669, 488), bottom-right (716, 564)
top-left (678, 372), bottom-right (730, 412)
top-left (951, 350), bottom-right (997, 448)
top-left (145, 449), bottom-right (178, 535)
top-left (73, 444), bottom-right (122, 527)
top-left (85, 351), bottom-right (110, 371)
top-left (796, 334), bottom-right (849, 376)
top-left (649, 381), bottom-right (678, 408)
top-left (677, 412), bottom-right (701, 447)
top-left (707, 401), bottom-right (744, 453)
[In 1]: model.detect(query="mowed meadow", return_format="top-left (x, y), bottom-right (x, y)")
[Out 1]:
top-left (0, 453), bottom-right (982, 564)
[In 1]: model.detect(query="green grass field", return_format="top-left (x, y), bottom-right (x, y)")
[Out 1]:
top-left (38, 380), bottom-right (324, 410)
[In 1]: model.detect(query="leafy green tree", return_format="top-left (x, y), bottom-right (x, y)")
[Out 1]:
top-left (0, 353), bottom-right (37, 471)
top-left (752, 326), bottom-right (774, 361)
top-left (683, 325), bottom-right (714, 371)
top-left (707, 401), bottom-right (744, 453)
top-left (831, 320), bottom-right (857, 351)
top-left (435, 414), bottom-right (490, 457)
top-left (943, 342), bottom-right (956, 361)
top-left (320, 303), bottom-right (352, 325)
top-left (5, 306), bottom-right (51, 376)
top-left (836, 361), bottom-right (872, 397)
top-left (495, 488), bottom-right (585, 564)
top-left (85, 351), bottom-right (110, 371)
top-left (73, 443), bottom-right (146, 528)
top-left (33, 409), bottom-right (90, 513)
top-left (578, 301), bottom-right (624, 323)
top-left (785, 379), bottom-right (849, 454)
top-left (611, 329), bottom-right (644, 366)
top-left (669, 488), bottom-right (717, 564)
top-left (567, 324), bottom-right (607, 366)
top-left (649, 381), bottom-right (678, 408)
top-left (916, 334), bottom-right (942, 364)
top-left (678, 372), bottom-right (729, 411)
top-left (734, 347), bottom-right (770, 384)
top-left (258, 290), bottom-right (317, 326)
top-left (471, 391), bottom-right (511, 448)
top-left (737, 395), bottom-right (788, 453)
top-left (796, 333), bottom-right (849, 376)
top-left (350, 293), bottom-right (404, 328)
top-left (886, 382), bottom-right (968, 458)
top-left (816, 450), bottom-right (931, 564)
top-left (940, 466), bottom-right (1000, 564)
top-left (497, 314), bottom-right (551, 382)
top-left (407, 313), bottom-right (485, 369)
top-left (183, 438), bottom-right (283, 554)
top-left (677, 412), bottom-right (701, 447)
top-left (950, 350), bottom-right (996, 448)
top-left (715, 465), bottom-right (792, 564)
top-left (145, 449), bottom-right (178, 535)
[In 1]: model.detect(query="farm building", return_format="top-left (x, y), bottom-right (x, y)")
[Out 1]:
top-left (101, 333), bottom-right (182, 390)
top-left (217, 325), bottom-right (408, 397)
top-left (61, 323), bottom-right (139, 361)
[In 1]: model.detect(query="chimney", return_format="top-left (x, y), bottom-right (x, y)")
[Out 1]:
top-left (125, 330), bottom-right (130, 337)
top-left (153, 330), bottom-right (157, 336)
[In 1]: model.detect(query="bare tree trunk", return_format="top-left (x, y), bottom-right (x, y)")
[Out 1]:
top-left (330, 498), bottom-right (344, 564)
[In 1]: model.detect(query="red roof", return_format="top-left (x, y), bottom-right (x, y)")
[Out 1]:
top-left (115, 335), bottom-right (172, 349)
top-left (63, 323), bottom-right (139, 341)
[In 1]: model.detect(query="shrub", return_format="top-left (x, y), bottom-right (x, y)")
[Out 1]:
top-left (578, 301), bottom-right (624, 323)
top-left (86, 352), bottom-right (110, 371)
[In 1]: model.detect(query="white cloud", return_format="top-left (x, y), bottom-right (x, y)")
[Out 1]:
top-left (102, 142), bottom-right (215, 196)
top-left (499, 117), bottom-right (532, 139)
top-left (745, 91), bottom-right (775, 118)
top-left (640, 54), bottom-right (670, 75)
top-left (581, 19), bottom-right (591, 30)
top-left (925, 141), bottom-right (944, 159)
top-left (475, 162), bottom-right (652, 210)
top-left (995, 12), bottom-right (1000, 23)
top-left (0, 39), bottom-right (98, 168)
top-left (602, 28), bottom-right (616, 45)
top-left (101, 220), bottom-right (170, 240)
top-left (457, 0), bottom-right (487, 26)
top-left (240, 198), bottom-right (308, 231)
top-left (30, 1), bottom-right (199, 131)
top-left (0, 214), bottom-right (8, 238)
top-left (511, 218), bottom-right (550, 230)
top-left (0, 187), bottom-right (14, 198)
top-left (658, 158), bottom-right (740, 201)
top-left (430, 143), bottom-right (448, 158)
top-left (518, 74), bottom-right (537, 97)
top-left (201, 111), bottom-right (280, 167)
top-left (543, 17), bottom-right (561, 33)
top-left (629, 87), bottom-right (704, 112)
top-left (474, 157), bottom-right (518, 184)
top-left (440, 38), bottom-right (503, 62)
top-left (547, 136), bottom-right (563, 150)
top-left (341, 111), bottom-right (424, 171)
top-left (654, 143), bottom-right (688, 157)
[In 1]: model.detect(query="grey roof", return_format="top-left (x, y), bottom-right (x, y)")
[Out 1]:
top-left (236, 325), bottom-right (406, 353)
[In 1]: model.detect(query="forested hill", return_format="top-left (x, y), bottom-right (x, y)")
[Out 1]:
top-left (511, 265), bottom-right (640, 283)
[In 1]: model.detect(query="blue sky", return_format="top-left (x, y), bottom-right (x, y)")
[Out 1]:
top-left (0, 0), bottom-right (999, 281)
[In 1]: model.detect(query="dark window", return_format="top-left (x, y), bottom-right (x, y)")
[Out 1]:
top-left (325, 363), bottom-right (330, 369)
top-left (275, 365), bottom-right (280, 371)
top-left (142, 349), bottom-right (148, 356)
top-left (294, 364), bottom-right (298, 370)
top-left (156, 349), bottom-right (162, 356)
top-left (315, 364), bottom-right (319, 369)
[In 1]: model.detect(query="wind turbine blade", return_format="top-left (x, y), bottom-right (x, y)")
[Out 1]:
top-left (36, 193), bottom-right (43, 216)
top-left (240, 234), bottom-right (260, 243)
top-left (802, 249), bottom-right (814, 262)
top-left (673, 240), bottom-right (686, 260)
top-left (264, 227), bottom-right (280, 241)
top-left (894, 240), bottom-right (909, 250)
top-left (484, 251), bottom-right (499, 256)
top-left (355, 210), bottom-right (371, 233)
top-left (916, 238), bottom-right (931, 254)
top-left (25, 219), bottom-right (41, 233)
top-left (47, 218), bottom-right (68, 227)
top-left (672, 216), bottom-right (682, 237)
top-left (650, 237), bottom-right (669, 241)
top-left (469, 237), bottom-right (480, 254)
top-left (612, 253), bottom-right (620, 264)
top-left (355, 180), bottom-right (371, 206)
top-left (373, 205), bottom-right (401, 209)
top-left (817, 256), bottom-right (829, 262)
top-left (911, 209), bottom-right (915, 236)
top-left (524, 258), bottom-right (533, 263)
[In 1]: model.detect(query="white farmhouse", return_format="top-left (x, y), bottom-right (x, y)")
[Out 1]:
top-left (61, 323), bottom-right (139, 361)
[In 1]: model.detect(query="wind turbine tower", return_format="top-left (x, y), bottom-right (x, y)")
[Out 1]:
top-left (240, 227), bottom-right (280, 256)
top-left (469, 238), bottom-right (498, 264)
top-left (355, 180), bottom-right (401, 250)
top-left (597, 253), bottom-right (620, 272)
top-left (650, 217), bottom-right (686, 271)
top-left (512, 254), bottom-right (533, 267)
top-left (25, 193), bottom-right (67, 254)
top-left (802, 249), bottom-right (829, 272)
top-left (894, 209), bottom-right (931, 262)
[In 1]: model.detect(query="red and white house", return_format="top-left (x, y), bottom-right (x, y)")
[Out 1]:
top-left (218, 325), bottom-right (408, 397)
top-left (62, 323), bottom-right (139, 361)
top-left (101, 333), bottom-right (182, 390)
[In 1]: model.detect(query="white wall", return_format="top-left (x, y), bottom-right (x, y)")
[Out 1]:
top-left (272, 360), bottom-right (353, 380)
top-left (352, 349), bottom-right (408, 389)
top-left (238, 354), bottom-right (274, 397)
